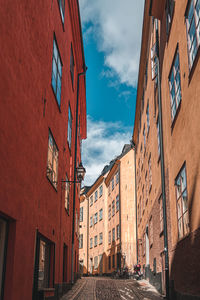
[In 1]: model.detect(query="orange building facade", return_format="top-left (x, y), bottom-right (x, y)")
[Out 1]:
top-left (133, 0), bottom-right (200, 299)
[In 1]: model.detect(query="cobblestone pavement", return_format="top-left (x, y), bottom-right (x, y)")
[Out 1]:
top-left (68, 277), bottom-right (163, 300)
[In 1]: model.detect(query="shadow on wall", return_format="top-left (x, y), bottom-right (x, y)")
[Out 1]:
top-left (169, 162), bottom-right (200, 299)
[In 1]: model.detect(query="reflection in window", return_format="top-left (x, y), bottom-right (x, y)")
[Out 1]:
top-left (175, 164), bottom-right (189, 239)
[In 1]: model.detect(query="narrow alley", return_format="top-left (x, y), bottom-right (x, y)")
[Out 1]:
top-left (62, 277), bottom-right (163, 300)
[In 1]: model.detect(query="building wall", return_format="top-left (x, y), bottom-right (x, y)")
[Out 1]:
top-left (106, 165), bottom-right (120, 273)
top-left (88, 178), bottom-right (107, 275)
top-left (133, 0), bottom-right (200, 297)
top-left (120, 148), bottom-right (137, 271)
top-left (80, 146), bottom-right (137, 276)
top-left (79, 194), bottom-right (88, 275)
top-left (0, 1), bottom-right (86, 299)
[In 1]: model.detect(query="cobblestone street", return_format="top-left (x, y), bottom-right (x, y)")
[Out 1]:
top-left (63, 277), bottom-right (163, 300)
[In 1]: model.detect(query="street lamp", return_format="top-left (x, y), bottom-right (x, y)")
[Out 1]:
top-left (61, 161), bottom-right (86, 185)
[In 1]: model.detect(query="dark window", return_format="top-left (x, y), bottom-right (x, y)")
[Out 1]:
top-left (70, 45), bottom-right (75, 87)
top-left (169, 49), bottom-right (182, 122)
top-left (157, 118), bottom-right (160, 157)
top-left (146, 102), bottom-right (150, 134)
top-left (67, 105), bottom-right (72, 148)
top-left (47, 131), bottom-right (59, 189)
top-left (108, 256), bottom-right (111, 270)
top-left (186, 0), bottom-right (200, 68)
top-left (37, 235), bottom-right (55, 290)
top-left (79, 234), bottom-right (83, 249)
top-left (116, 195), bottom-right (119, 212)
top-left (65, 174), bottom-right (70, 213)
top-left (52, 38), bottom-right (62, 106)
top-left (112, 255), bottom-right (115, 268)
top-left (59, 0), bottom-right (65, 23)
top-left (166, 0), bottom-right (175, 35)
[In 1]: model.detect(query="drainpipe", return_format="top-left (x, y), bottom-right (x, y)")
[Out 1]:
top-left (155, 19), bottom-right (169, 299)
top-left (71, 66), bottom-right (87, 284)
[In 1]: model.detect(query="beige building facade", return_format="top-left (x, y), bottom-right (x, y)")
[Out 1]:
top-left (79, 145), bottom-right (137, 275)
top-left (133, 0), bottom-right (200, 299)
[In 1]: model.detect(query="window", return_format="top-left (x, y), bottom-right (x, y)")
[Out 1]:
top-left (143, 126), bottom-right (146, 150)
top-left (108, 184), bottom-right (111, 195)
top-left (47, 131), bottom-right (59, 189)
top-left (148, 155), bottom-right (152, 190)
top-left (70, 44), bottom-right (75, 86)
top-left (116, 224), bottom-right (120, 240)
top-left (94, 256), bottom-right (98, 269)
top-left (149, 217), bottom-right (153, 246)
top-left (99, 185), bottom-right (103, 197)
top-left (108, 231), bottom-right (111, 244)
top-left (58, 0), bottom-right (65, 23)
top-left (145, 172), bottom-right (148, 205)
top-left (65, 174), bottom-right (70, 213)
top-left (99, 208), bottom-right (103, 221)
top-left (112, 178), bottom-right (114, 190)
top-left (79, 234), bottom-right (83, 249)
top-left (116, 172), bottom-right (119, 185)
top-left (108, 205), bottom-right (111, 220)
top-left (94, 213), bottom-right (98, 224)
top-left (159, 196), bottom-right (164, 233)
top-left (157, 118), bottom-right (160, 157)
top-left (90, 195), bottom-right (93, 206)
top-left (146, 102), bottom-right (150, 134)
top-left (90, 238), bottom-right (93, 249)
top-left (112, 255), bottom-right (115, 268)
top-left (99, 232), bottom-right (103, 244)
top-left (80, 207), bottom-right (83, 222)
top-left (112, 228), bottom-right (115, 242)
top-left (116, 195), bottom-right (119, 212)
top-left (90, 216), bottom-right (93, 227)
top-left (94, 235), bottom-right (98, 247)
top-left (112, 200), bottom-right (115, 217)
top-left (143, 233), bottom-right (146, 256)
top-left (108, 256), bottom-right (111, 270)
top-left (67, 105), bottom-right (72, 148)
top-left (52, 38), bottom-right (62, 106)
top-left (186, 0), bottom-right (200, 68)
top-left (169, 49), bottom-right (182, 121)
top-left (166, 0), bottom-right (175, 35)
top-left (95, 190), bottom-right (98, 202)
top-left (142, 186), bottom-right (144, 213)
top-left (37, 235), bottom-right (55, 290)
top-left (175, 165), bottom-right (189, 239)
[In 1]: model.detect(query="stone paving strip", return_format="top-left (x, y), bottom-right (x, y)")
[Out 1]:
top-left (61, 278), bottom-right (86, 300)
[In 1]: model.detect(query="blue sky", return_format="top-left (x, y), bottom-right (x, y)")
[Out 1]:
top-left (79, 0), bottom-right (144, 185)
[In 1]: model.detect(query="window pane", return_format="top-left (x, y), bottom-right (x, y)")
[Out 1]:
top-left (177, 199), bottom-right (182, 219)
top-left (178, 218), bottom-right (183, 239)
top-left (182, 190), bottom-right (188, 214)
top-left (181, 168), bottom-right (187, 191)
top-left (183, 212), bottom-right (189, 235)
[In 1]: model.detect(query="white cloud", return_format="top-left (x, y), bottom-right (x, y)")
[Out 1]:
top-left (82, 116), bottom-right (132, 186)
top-left (79, 0), bottom-right (145, 87)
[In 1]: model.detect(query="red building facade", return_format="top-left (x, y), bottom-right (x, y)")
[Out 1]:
top-left (0, 1), bottom-right (86, 300)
